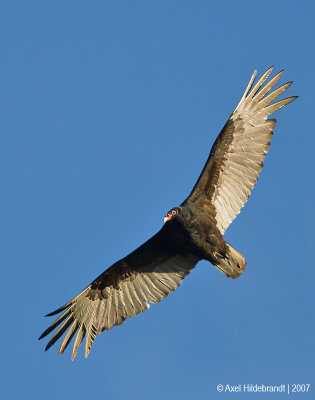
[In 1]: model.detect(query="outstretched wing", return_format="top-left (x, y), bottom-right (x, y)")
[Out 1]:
top-left (39, 224), bottom-right (199, 360)
top-left (185, 67), bottom-right (297, 234)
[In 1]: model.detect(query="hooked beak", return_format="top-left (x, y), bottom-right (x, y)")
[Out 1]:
top-left (164, 214), bottom-right (172, 223)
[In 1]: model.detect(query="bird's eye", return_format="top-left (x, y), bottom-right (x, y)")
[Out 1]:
top-left (172, 209), bottom-right (178, 216)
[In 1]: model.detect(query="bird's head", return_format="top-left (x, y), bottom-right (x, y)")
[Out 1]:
top-left (164, 207), bottom-right (180, 223)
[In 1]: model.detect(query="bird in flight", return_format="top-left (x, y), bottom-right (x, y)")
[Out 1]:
top-left (40, 67), bottom-right (296, 360)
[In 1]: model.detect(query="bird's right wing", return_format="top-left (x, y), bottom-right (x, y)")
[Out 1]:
top-left (185, 67), bottom-right (297, 234)
top-left (39, 225), bottom-right (199, 360)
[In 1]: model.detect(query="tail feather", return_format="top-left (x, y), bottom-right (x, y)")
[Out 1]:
top-left (213, 243), bottom-right (247, 279)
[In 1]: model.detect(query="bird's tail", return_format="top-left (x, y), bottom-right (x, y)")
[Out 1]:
top-left (213, 243), bottom-right (247, 279)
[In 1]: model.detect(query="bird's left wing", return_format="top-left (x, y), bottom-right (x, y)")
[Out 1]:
top-left (39, 226), bottom-right (199, 360)
top-left (184, 67), bottom-right (297, 234)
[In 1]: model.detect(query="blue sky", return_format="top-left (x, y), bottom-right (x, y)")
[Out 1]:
top-left (1, 1), bottom-right (314, 399)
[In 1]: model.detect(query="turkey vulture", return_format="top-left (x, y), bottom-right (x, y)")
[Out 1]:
top-left (40, 67), bottom-right (296, 360)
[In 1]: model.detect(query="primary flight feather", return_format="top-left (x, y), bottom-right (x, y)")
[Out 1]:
top-left (40, 67), bottom-right (296, 360)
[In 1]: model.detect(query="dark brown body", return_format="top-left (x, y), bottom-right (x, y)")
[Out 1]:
top-left (98, 203), bottom-right (246, 285)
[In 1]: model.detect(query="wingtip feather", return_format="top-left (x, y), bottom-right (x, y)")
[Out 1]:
top-left (71, 324), bottom-right (86, 361)
top-left (45, 302), bottom-right (70, 317)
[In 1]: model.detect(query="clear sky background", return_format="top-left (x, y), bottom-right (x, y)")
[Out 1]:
top-left (1, 1), bottom-right (314, 399)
